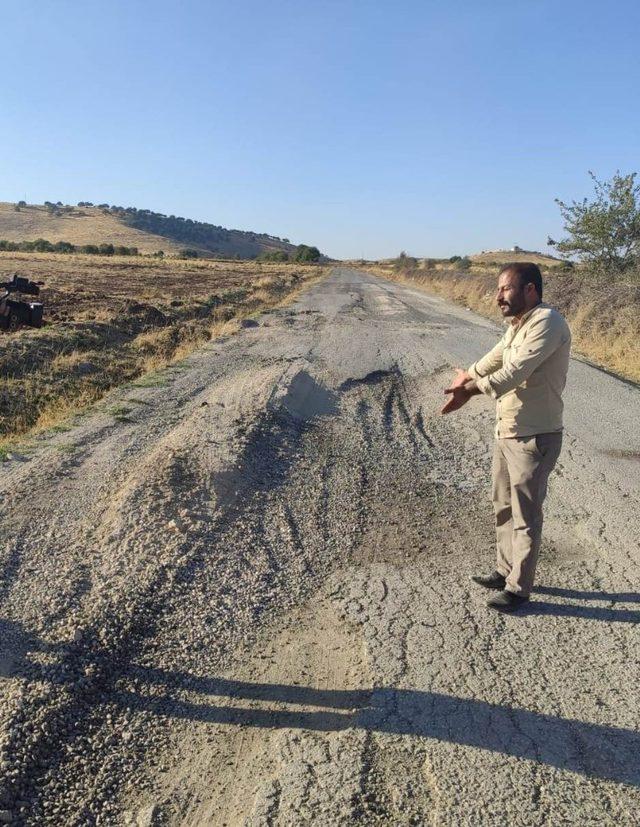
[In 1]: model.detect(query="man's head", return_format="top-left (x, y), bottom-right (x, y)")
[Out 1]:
top-left (496, 262), bottom-right (543, 319)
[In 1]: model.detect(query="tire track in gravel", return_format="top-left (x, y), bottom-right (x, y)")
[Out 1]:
top-left (1, 353), bottom-right (446, 824)
top-left (0, 403), bottom-right (330, 820)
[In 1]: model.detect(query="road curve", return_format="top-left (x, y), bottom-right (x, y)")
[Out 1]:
top-left (1, 267), bottom-right (639, 826)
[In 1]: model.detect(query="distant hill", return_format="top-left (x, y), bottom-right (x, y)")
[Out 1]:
top-left (0, 201), bottom-right (303, 259)
top-left (470, 248), bottom-right (562, 266)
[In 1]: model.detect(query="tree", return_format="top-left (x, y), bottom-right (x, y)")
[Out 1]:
top-left (294, 245), bottom-right (321, 262)
top-left (54, 241), bottom-right (75, 253)
top-left (394, 251), bottom-right (417, 270)
top-left (258, 250), bottom-right (289, 262)
top-left (548, 171), bottom-right (640, 271)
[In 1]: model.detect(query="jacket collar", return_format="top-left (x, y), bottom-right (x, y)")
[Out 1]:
top-left (510, 301), bottom-right (547, 328)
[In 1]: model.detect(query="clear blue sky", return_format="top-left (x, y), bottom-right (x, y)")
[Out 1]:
top-left (3, 0), bottom-right (639, 259)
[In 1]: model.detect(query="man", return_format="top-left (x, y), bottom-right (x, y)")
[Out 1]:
top-left (441, 262), bottom-right (571, 613)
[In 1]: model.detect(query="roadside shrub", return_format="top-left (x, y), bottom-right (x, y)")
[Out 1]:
top-left (294, 244), bottom-right (321, 262)
top-left (394, 251), bottom-right (418, 270)
top-left (549, 170), bottom-right (640, 272)
top-left (258, 250), bottom-right (289, 262)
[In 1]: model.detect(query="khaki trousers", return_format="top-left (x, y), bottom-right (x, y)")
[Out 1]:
top-left (491, 433), bottom-right (562, 596)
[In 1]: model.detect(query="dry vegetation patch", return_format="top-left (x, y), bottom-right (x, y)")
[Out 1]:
top-left (368, 262), bottom-right (640, 384)
top-left (0, 252), bottom-right (327, 445)
top-left (0, 202), bottom-right (184, 255)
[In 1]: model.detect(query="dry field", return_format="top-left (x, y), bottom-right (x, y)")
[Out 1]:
top-left (0, 252), bottom-right (328, 447)
top-left (367, 262), bottom-right (640, 384)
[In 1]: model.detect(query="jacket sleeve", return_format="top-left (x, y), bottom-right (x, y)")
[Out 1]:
top-left (475, 314), bottom-right (568, 399)
top-left (468, 336), bottom-right (505, 380)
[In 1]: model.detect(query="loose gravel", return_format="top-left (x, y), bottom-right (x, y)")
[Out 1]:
top-left (1, 268), bottom-right (639, 825)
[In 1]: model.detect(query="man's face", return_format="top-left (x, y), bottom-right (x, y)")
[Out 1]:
top-left (496, 270), bottom-right (527, 318)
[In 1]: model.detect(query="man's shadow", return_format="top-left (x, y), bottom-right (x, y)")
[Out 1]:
top-left (0, 618), bottom-right (55, 680)
top-left (526, 586), bottom-right (640, 623)
top-left (3, 584), bottom-right (640, 792)
top-left (114, 666), bottom-right (640, 788)
top-left (535, 585), bottom-right (640, 603)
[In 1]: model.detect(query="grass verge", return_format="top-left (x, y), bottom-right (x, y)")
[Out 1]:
top-left (367, 263), bottom-right (640, 384)
top-left (0, 256), bottom-right (329, 447)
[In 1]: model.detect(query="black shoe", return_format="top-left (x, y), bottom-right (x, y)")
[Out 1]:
top-left (487, 590), bottom-right (529, 613)
top-left (471, 571), bottom-right (506, 590)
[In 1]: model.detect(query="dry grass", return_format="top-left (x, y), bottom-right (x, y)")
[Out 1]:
top-left (0, 202), bottom-right (185, 255)
top-left (0, 252), bottom-right (328, 447)
top-left (468, 250), bottom-right (563, 267)
top-left (368, 263), bottom-right (640, 384)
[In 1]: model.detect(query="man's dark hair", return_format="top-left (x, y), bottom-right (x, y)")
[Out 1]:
top-left (499, 262), bottom-right (543, 298)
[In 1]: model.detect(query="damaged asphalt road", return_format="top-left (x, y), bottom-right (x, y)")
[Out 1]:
top-left (1, 267), bottom-right (639, 826)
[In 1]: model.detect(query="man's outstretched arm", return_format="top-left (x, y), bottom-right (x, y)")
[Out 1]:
top-left (441, 378), bottom-right (482, 414)
top-left (441, 333), bottom-right (505, 414)
top-left (468, 337), bottom-right (505, 381)
top-left (474, 315), bottom-right (567, 399)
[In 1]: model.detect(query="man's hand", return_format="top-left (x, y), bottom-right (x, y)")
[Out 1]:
top-left (447, 368), bottom-right (472, 389)
top-left (441, 384), bottom-right (472, 414)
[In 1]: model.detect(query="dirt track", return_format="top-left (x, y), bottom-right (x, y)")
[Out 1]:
top-left (1, 267), bottom-right (639, 826)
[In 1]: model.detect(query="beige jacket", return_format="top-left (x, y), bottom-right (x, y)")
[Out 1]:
top-left (468, 303), bottom-right (571, 438)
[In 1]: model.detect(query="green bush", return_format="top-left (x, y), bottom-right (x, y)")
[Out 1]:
top-left (258, 250), bottom-right (289, 262)
top-left (0, 238), bottom-right (139, 256)
top-left (54, 241), bottom-right (75, 253)
top-left (549, 171), bottom-right (640, 272)
top-left (394, 251), bottom-right (417, 270)
top-left (294, 244), bottom-right (321, 262)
